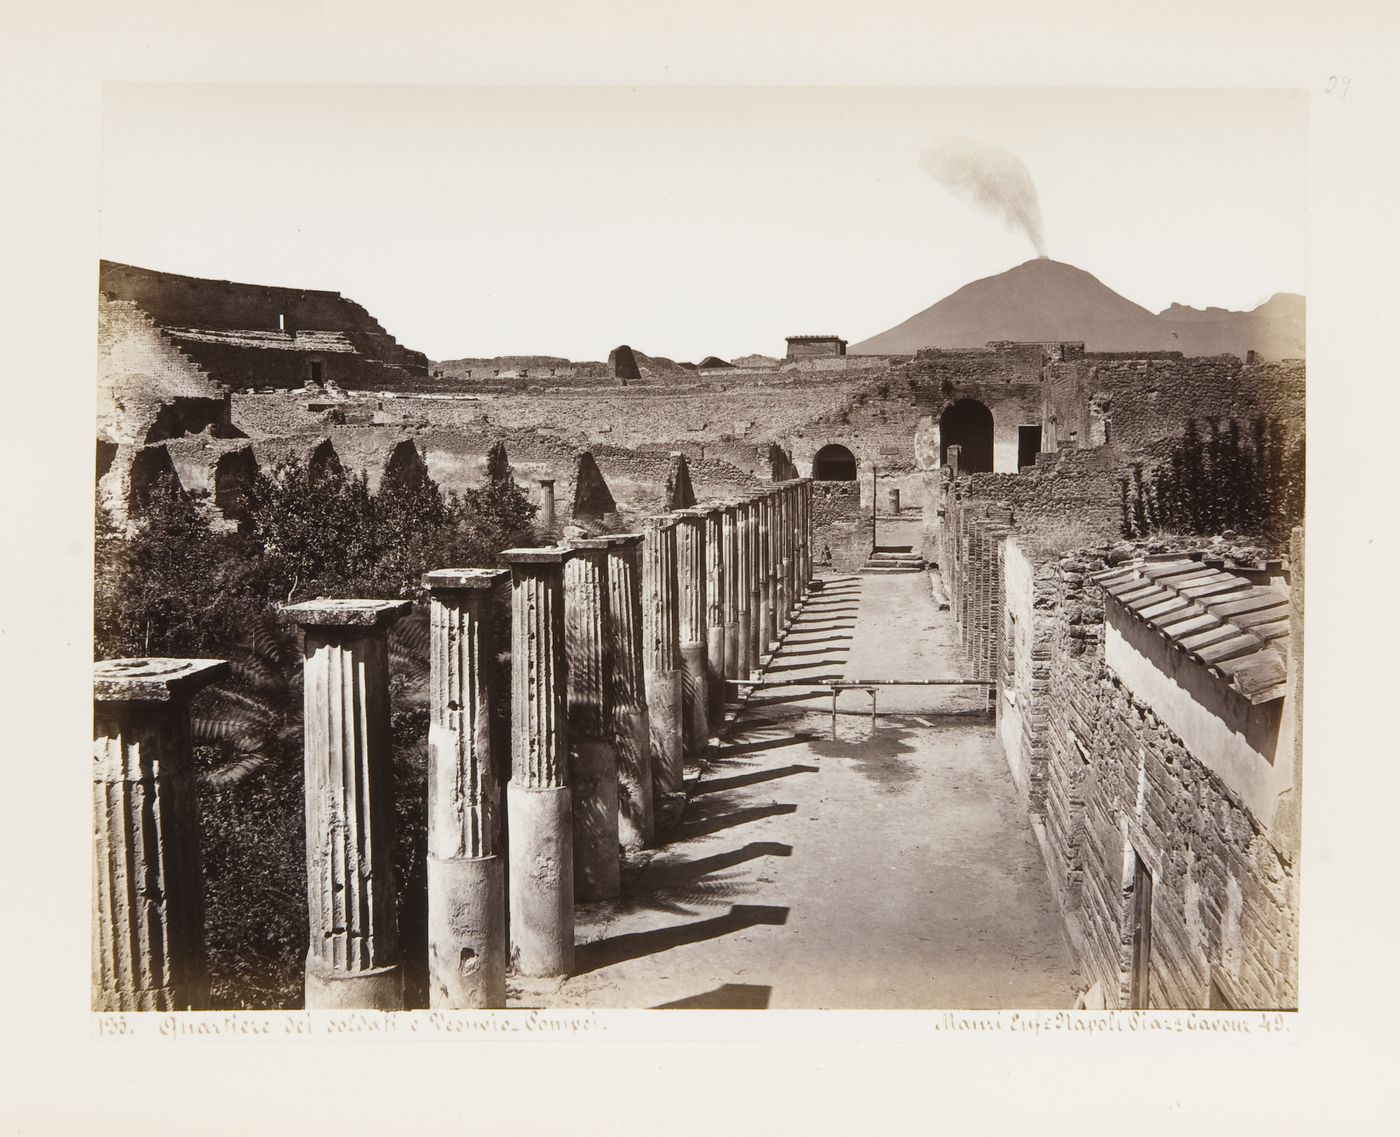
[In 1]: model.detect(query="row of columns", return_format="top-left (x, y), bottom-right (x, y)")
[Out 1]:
top-left (91, 480), bottom-right (813, 1013)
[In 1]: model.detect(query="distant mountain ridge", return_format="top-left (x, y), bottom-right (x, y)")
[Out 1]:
top-left (849, 259), bottom-right (1304, 359)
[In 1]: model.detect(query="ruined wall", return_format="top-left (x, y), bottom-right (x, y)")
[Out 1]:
top-left (809, 481), bottom-right (868, 572)
top-left (1043, 356), bottom-right (1306, 454)
top-left (101, 261), bottom-right (430, 391)
top-left (98, 295), bottom-right (234, 445)
top-left (938, 470), bottom-right (1301, 1009)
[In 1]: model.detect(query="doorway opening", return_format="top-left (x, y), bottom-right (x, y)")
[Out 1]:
top-left (1128, 847), bottom-right (1154, 1009)
top-left (813, 443), bottom-right (858, 481)
top-left (1017, 424), bottom-right (1042, 470)
top-left (940, 399), bottom-right (994, 473)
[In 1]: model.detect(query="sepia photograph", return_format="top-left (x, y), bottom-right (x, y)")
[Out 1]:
top-left (93, 84), bottom-right (1305, 1013)
top-left (6, 1), bottom-right (1398, 1131)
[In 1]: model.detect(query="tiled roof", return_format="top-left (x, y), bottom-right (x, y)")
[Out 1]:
top-left (1093, 556), bottom-right (1292, 704)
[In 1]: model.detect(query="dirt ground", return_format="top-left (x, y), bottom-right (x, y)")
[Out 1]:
top-left (512, 572), bottom-right (1080, 1010)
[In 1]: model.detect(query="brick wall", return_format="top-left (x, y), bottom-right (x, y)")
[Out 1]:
top-left (936, 470), bottom-right (1301, 1009)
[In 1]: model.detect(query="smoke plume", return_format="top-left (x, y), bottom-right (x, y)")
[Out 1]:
top-left (918, 136), bottom-right (1048, 258)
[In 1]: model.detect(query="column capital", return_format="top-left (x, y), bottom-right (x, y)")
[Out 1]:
top-left (537, 476), bottom-right (556, 487)
top-left (94, 658), bottom-right (229, 703)
top-left (280, 599), bottom-right (412, 631)
top-left (423, 568), bottom-right (511, 593)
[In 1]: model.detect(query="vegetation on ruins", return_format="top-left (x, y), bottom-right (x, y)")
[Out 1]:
top-left (94, 444), bottom-right (537, 1007)
top-left (1119, 416), bottom-right (1305, 552)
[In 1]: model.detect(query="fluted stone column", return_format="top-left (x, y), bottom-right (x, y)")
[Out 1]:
top-left (641, 516), bottom-right (685, 822)
top-left (702, 503), bottom-right (727, 727)
top-left (423, 569), bottom-right (509, 1009)
top-left (776, 484), bottom-right (792, 630)
top-left (538, 478), bottom-right (556, 531)
top-left (93, 657), bottom-right (228, 1012)
top-left (500, 548), bottom-right (573, 977)
top-left (741, 496), bottom-right (760, 676)
top-left (799, 479), bottom-right (812, 596)
top-left (602, 534), bottom-right (654, 850)
top-left (758, 492), bottom-right (776, 653)
top-left (563, 540), bottom-right (620, 901)
top-left (720, 501), bottom-right (741, 695)
top-left (283, 599), bottom-right (411, 1010)
top-left (674, 508), bottom-right (709, 756)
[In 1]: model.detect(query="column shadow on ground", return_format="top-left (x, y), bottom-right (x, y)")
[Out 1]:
top-left (764, 658), bottom-right (848, 674)
top-left (654, 983), bottom-right (773, 1009)
top-left (693, 764), bottom-right (819, 796)
top-left (673, 801), bottom-right (799, 840)
top-left (573, 905), bottom-right (790, 975)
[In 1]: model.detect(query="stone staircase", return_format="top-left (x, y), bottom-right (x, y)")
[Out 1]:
top-left (861, 545), bottom-right (927, 574)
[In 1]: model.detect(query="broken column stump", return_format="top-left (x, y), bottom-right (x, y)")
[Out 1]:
top-left (423, 569), bottom-right (510, 1009)
top-left (92, 657), bottom-right (229, 1012)
top-left (282, 599), bottom-right (412, 1010)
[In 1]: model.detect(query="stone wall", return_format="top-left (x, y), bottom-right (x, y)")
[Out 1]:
top-left (1043, 355), bottom-right (1306, 454)
top-left (101, 261), bottom-right (430, 391)
top-left (938, 466), bottom-right (1301, 1009)
top-left (809, 481), bottom-right (868, 572)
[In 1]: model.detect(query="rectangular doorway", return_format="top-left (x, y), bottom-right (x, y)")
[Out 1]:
top-left (1017, 424), bottom-right (1042, 470)
top-left (1129, 850), bottom-right (1154, 1009)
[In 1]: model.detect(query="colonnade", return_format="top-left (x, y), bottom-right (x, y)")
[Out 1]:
top-left (92, 479), bottom-right (812, 1012)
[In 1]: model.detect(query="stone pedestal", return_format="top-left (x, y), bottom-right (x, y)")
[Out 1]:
top-left (602, 534), bottom-right (654, 850)
top-left (720, 502), bottom-right (741, 697)
top-left (674, 509), bottom-right (709, 756)
top-left (500, 547), bottom-right (574, 977)
top-left (563, 540), bottom-right (620, 901)
top-left (93, 657), bottom-right (228, 1012)
top-left (702, 504), bottom-right (727, 728)
top-left (641, 516), bottom-right (685, 822)
top-left (282, 599), bottom-right (412, 1010)
top-left (423, 569), bottom-right (510, 1009)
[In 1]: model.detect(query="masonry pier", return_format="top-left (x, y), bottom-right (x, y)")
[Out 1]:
top-left (282, 599), bottom-right (412, 1010)
top-left (92, 657), bottom-right (228, 1012)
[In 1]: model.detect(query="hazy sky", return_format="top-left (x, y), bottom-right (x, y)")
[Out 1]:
top-left (100, 85), bottom-right (1305, 362)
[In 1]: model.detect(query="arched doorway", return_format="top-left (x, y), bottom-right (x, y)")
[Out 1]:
top-left (940, 399), bottom-right (994, 473)
top-left (813, 443), bottom-right (858, 481)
